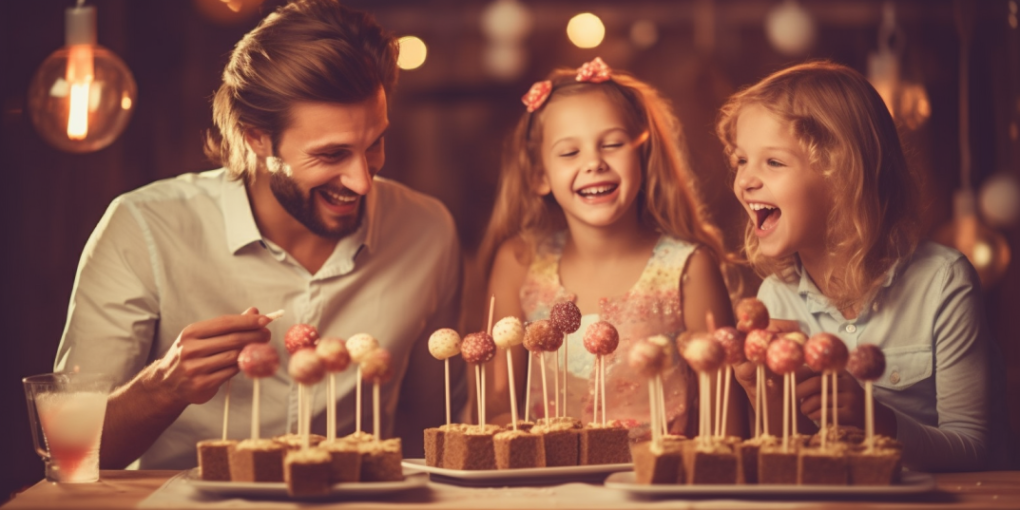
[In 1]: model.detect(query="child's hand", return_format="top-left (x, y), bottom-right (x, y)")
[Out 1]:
top-left (796, 369), bottom-right (865, 429)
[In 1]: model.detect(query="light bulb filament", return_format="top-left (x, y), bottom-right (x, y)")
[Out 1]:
top-left (66, 44), bottom-right (94, 140)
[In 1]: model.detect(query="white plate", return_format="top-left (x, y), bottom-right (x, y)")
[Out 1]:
top-left (604, 470), bottom-right (936, 496)
top-left (184, 467), bottom-right (428, 499)
top-left (402, 458), bottom-right (631, 486)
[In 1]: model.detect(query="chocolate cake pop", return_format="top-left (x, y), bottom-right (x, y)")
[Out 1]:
top-left (549, 301), bottom-right (581, 334)
top-left (713, 326), bottom-right (746, 365)
top-left (461, 332), bottom-right (496, 364)
top-left (735, 298), bottom-right (770, 332)
top-left (523, 319), bottom-right (562, 352)
top-left (848, 344), bottom-right (886, 381)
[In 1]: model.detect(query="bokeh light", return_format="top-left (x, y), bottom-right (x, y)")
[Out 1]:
top-left (567, 13), bottom-right (605, 49)
top-left (397, 36), bottom-right (427, 70)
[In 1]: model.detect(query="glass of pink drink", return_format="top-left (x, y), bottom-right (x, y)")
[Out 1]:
top-left (23, 372), bottom-right (114, 483)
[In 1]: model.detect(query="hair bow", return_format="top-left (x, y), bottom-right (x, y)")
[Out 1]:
top-left (575, 57), bottom-right (611, 83)
top-left (522, 80), bottom-right (552, 113)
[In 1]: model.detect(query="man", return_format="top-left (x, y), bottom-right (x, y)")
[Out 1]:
top-left (55, 0), bottom-right (463, 469)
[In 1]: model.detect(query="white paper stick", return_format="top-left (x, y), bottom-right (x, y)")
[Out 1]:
top-left (298, 382), bottom-right (305, 436)
top-left (782, 372), bottom-right (790, 452)
top-left (592, 355), bottom-right (600, 425)
top-left (355, 366), bottom-right (363, 434)
top-left (507, 350), bottom-right (518, 431)
top-left (721, 366), bottom-right (732, 438)
top-left (444, 359), bottom-right (451, 426)
top-left (301, 384), bottom-right (310, 450)
top-left (656, 375), bottom-right (667, 436)
top-left (481, 364), bottom-right (487, 428)
top-left (553, 350), bottom-right (561, 418)
top-left (475, 364), bottom-right (482, 430)
top-left (648, 379), bottom-right (659, 445)
top-left (540, 353), bottom-right (550, 421)
top-left (265, 309), bottom-right (285, 321)
top-left (563, 333), bottom-right (568, 418)
top-left (373, 382), bottom-right (381, 440)
top-left (222, 379), bottom-right (231, 441)
top-left (821, 370), bottom-right (829, 449)
top-left (865, 380), bottom-right (874, 453)
top-left (754, 366), bottom-right (762, 438)
top-left (699, 372), bottom-right (710, 446)
top-left (252, 379), bottom-right (261, 440)
top-left (327, 373), bottom-right (336, 442)
top-left (715, 369), bottom-right (723, 437)
top-left (600, 356), bottom-right (607, 426)
top-left (791, 371), bottom-right (799, 438)
top-left (525, 352), bottom-right (533, 423)
top-left (833, 372), bottom-right (840, 431)
top-left (762, 366), bottom-right (771, 437)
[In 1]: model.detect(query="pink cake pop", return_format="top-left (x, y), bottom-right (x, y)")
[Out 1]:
top-left (766, 336), bottom-right (804, 375)
top-left (583, 321), bottom-right (619, 355)
top-left (284, 324), bottom-right (319, 354)
top-left (713, 326), bottom-right (746, 365)
top-left (315, 337), bottom-right (351, 372)
top-left (360, 348), bottom-right (392, 439)
top-left (848, 344), bottom-right (886, 381)
top-left (550, 301), bottom-right (582, 334)
top-left (289, 348), bottom-right (326, 385)
top-left (239, 343), bottom-right (280, 378)
top-left (744, 329), bottom-right (777, 364)
top-left (461, 332), bottom-right (496, 364)
top-left (523, 320), bottom-right (563, 352)
top-left (804, 333), bottom-right (849, 373)
top-left (735, 298), bottom-right (770, 333)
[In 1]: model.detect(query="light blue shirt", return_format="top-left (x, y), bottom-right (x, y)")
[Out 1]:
top-left (758, 241), bottom-right (1007, 471)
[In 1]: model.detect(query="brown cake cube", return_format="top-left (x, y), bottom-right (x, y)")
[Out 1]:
top-left (579, 423), bottom-right (631, 465)
top-left (197, 439), bottom-right (235, 481)
top-left (284, 448), bottom-right (332, 497)
top-left (273, 433), bottom-right (326, 451)
top-left (494, 430), bottom-right (545, 469)
top-left (503, 421), bottom-right (535, 433)
top-left (798, 445), bottom-right (848, 485)
top-left (736, 435), bottom-right (777, 484)
top-left (758, 443), bottom-right (799, 485)
top-left (683, 438), bottom-right (738, 484)
top-left (358, 438), bottom-right (404, 481)
top-left (443, 426), bottom-right (498, 470)
top-left (630, 439), bottom-right (685, 484)
top-left (532, 426), bottom-right (579, 467)
top-left (848, 448), bottom-right (901, 485)
top-left (230, 439), bottom-right (286, 482)
top-left (320, 439), bottom-right (361, 482)
top-left (424, 424), bottom-right (467, 467)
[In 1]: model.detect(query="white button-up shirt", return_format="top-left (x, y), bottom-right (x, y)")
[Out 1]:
top-left (758, 241), bottom-right (1008, 471)
top-left (55, 169), bottom-right (463, 469)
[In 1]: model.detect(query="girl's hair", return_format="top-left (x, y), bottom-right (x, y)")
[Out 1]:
top-left (716, 60), bottom-right (921, 311)
top-left (479, 64), bottom-right (739, 297)
top-left (203, 0), bottom-right (398, 182)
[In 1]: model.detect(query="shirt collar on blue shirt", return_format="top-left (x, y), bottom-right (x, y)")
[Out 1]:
top-left (795, 259), bottom-right (900, 317)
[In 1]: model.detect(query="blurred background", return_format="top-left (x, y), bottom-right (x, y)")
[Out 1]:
top-left (1, 0), bottom-right (1018, 498)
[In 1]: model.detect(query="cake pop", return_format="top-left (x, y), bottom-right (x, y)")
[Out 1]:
top-left (583, 320), bottom-right (619, 426)
top-left (848, 344), bottom-right (887, 451)
top-left (238, 343), bottom-right (280, 441)
top-left (429, 328), bottom-right (462, 426)
top-left (492, 317), bottom-right (524, 429)
top-left (766, 336), bottom-right (804, 451)
top-left (360, 348), bottom-right (393, 440)
top-left (345, 333), bottom-right (378, 434)
top-left (316, 338), bottom-right (350, 441)
top-left (804, 333), bottom-right (849, 448)
top-left (289, 348), bottom-right (325, 449)
top-left (735, 298), bottom-right (769, 332)
top-left (284, 324), bottom-right (319, 353)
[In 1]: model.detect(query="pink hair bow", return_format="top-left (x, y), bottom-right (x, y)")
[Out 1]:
top-left (522, 80), bottom-right (552, 113)
top-left (575, 57), bottom-right (611, 83)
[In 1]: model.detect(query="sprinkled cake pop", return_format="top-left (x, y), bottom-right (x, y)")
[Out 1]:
top-left (428, 328), bottom-right (462, 360)
top-left (744, 329), bottom-right (777, 364)
top-left (239, 343), bottom-right (280, 378)
top-left (735, 298), bottom-right (770, 332)
top-left (523, 319), bottom-right (562, 352)
top-left (713, 326), bottom-right (746, 365)
top-left (766, 336), bottom-right (804, 375)
top-left (284, 324), bottom-right (319, 353)
top-left (804, 333), bottom-right (849, 373)
top-left (583, 321), bottom-right (619, 355)
top-left (848, 344), bottom-right (886, 381)
top-left (492, 317), bottom-right (524, 348)
top-left (461, 332), bottom-right (497, 364)
top-left (549, 301), bottom-right (581, 334)
top-left (346, 333), bottom-right (379, 363)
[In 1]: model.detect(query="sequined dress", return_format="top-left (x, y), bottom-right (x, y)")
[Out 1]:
top-left (520, 231), bottom-right (697, 438)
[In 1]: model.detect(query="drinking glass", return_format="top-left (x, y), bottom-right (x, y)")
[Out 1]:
top-left (23, 372), bottom-right (115, 483)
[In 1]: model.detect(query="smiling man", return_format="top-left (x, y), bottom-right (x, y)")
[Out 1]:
top-left (54, 0), bottom-right (464, 470)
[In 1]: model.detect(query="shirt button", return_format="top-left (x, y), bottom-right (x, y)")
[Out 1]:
top-left (889, 372), bottom-right (901, 384)
top-left (845, 324), bottom-right (857, 333)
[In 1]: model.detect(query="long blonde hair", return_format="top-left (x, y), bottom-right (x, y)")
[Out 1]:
top-left (479, 65), bottom-right (737, 294)
top-left (716, 61), bottom-right (920, 311)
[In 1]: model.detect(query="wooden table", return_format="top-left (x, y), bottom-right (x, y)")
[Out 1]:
top-left (3, 470), bottom-right (1019, 510)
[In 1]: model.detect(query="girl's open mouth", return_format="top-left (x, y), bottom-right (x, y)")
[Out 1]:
top-left (750, 203), bottom-right (781, 231)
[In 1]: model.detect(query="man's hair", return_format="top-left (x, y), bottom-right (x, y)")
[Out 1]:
top-left (716, 60), bottom-right (921, 311)
top-left (204, 0), bottom-right (398, 181)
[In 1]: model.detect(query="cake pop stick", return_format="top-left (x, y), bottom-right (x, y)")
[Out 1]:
top-left (346, 333), bottom-right (379, 434)
top-left (361, 348), bottom-right (394, 440)
top-left (804, 332), bottom-right (849, 449)
top-left (848, 344), bottom-right (886, 452)
top-left (713, 326), bottom-right (745, 438)
top-left (647, 334), bottom-right (672, 436)
top-left (239, 343), bottom-right (279, 440)
top-left (782, 332), bottom-right (807, 440)
top-left (462, 332), bottom-right (496, 430)
top-left (550, 302), bottom-right (581, 418)
top-left (493, 317), bottom-right (525, 430)
top-left (483, 296), bottom-right (495, 426)
top-left (284, 324), bottom-right (320, 435)
top-left (682, 334), bottom-right (725, 446)
top-left (523, 319), bottom-right (562, 421)
top-left (428, 328), bottom-right (462, 426)
top-left (629, 339), bottom-right (665, 444)
top-left (766, 336), bottom-right (803, 452)
top-left (289, 348), bottom-right (325, 449)
top-left (316, 337), bottom-right (351, 442)
top-left (744, 329), bottom-right (776, 438)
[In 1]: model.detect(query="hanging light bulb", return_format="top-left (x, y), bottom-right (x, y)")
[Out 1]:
top-left (933, 190), bottom-right (1011, 289)
top-left (27, 2), bottom-right (137, 154)
top-left (867, 2), bottom-right (930, 130)
top-left (765, 0), bottom-right (816, 57)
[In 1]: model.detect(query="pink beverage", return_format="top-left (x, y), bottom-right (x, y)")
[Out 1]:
top-left (36, 391), bottom-right (108, 483)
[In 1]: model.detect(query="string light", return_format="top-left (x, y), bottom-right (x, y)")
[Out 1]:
top-left (567, 13), bottom-right (605, 49)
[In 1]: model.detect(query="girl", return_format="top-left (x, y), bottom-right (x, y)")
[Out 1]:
top-left (718, 60), bottom-right (1006, 471)
top-left (478, 58), bottom-right (743, 438)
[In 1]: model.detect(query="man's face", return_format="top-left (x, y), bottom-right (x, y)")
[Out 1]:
top-left (265, 88), bottom-right (388, 239)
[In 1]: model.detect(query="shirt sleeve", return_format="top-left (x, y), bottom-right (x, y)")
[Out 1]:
top-left (55, 196), bottom-right (160, 386)
top-left (893, 256), bottom-right (992, 471)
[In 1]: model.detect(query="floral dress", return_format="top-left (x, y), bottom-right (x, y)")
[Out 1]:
top-left (520, 231), bottom-right (698, 438)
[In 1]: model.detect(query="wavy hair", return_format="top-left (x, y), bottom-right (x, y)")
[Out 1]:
top-left (203, 0), bottom-right (398, 182)
top-left (716, 61), bottom-right (920, 311)
top-left (479, 66), bottom-right (740, 298)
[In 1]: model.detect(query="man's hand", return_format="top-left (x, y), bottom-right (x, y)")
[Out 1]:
top-left (150, 307), bottom-right (272, 406)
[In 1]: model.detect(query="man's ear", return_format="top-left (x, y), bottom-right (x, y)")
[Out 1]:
top-left (244, 128), bottom-right (272, 158)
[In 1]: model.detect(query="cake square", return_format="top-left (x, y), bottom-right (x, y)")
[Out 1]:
top-left (494, 430), bottom-right (545, 469)
top-left (532, 421), bottom-right (579, 467)
top-left (320, 439), bottom-right (361, 482)
top-left (798, 446), bottom-right (848, 485)
top-left (273, 433), bottom-right (326, 451)
top-left (847, 448), bottom-right (901, 485)
top-left (757, 444), bottom-right (798, 485)
top-left (229, 439), bottom-right (286, 482)
top-left (284, 448), bottom-right (332, 497)
top-left (579, 424), bottom-right (631, 465)
top-left (682, 438), bottom-right (738, 484)
top-left (443, 426), bottom-right (497, 470)
top-left (735, 435), bottom-right (777, 484)
top-left (424, 423), bottom-right (466, 467)
top-left (630, 439), bottom-right (685, 484)
top-left (196, 439), bottom-right (235, 481)
top-left (358, 438), bottom-right (404, 481)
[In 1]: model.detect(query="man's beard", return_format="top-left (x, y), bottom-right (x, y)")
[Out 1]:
top-left (268, 172), bottom-right (362, 240)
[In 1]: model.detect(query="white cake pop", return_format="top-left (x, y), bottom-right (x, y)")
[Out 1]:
top-left (492, 316), bottom-right (524, 348)
top-left (346, 333), bottom-right (379, 363)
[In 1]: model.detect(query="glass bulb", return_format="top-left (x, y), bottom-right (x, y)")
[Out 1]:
top-left (27, 5), bottom-right (136, 154)
top-left (933, 189), bottom-right (1012, 288)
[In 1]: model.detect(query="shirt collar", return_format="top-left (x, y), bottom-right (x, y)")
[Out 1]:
top-left (795, 259), bottom-right (901, 316)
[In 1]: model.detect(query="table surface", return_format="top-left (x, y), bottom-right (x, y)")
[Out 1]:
top-left (2, 470), bottom-right (1019, 510)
